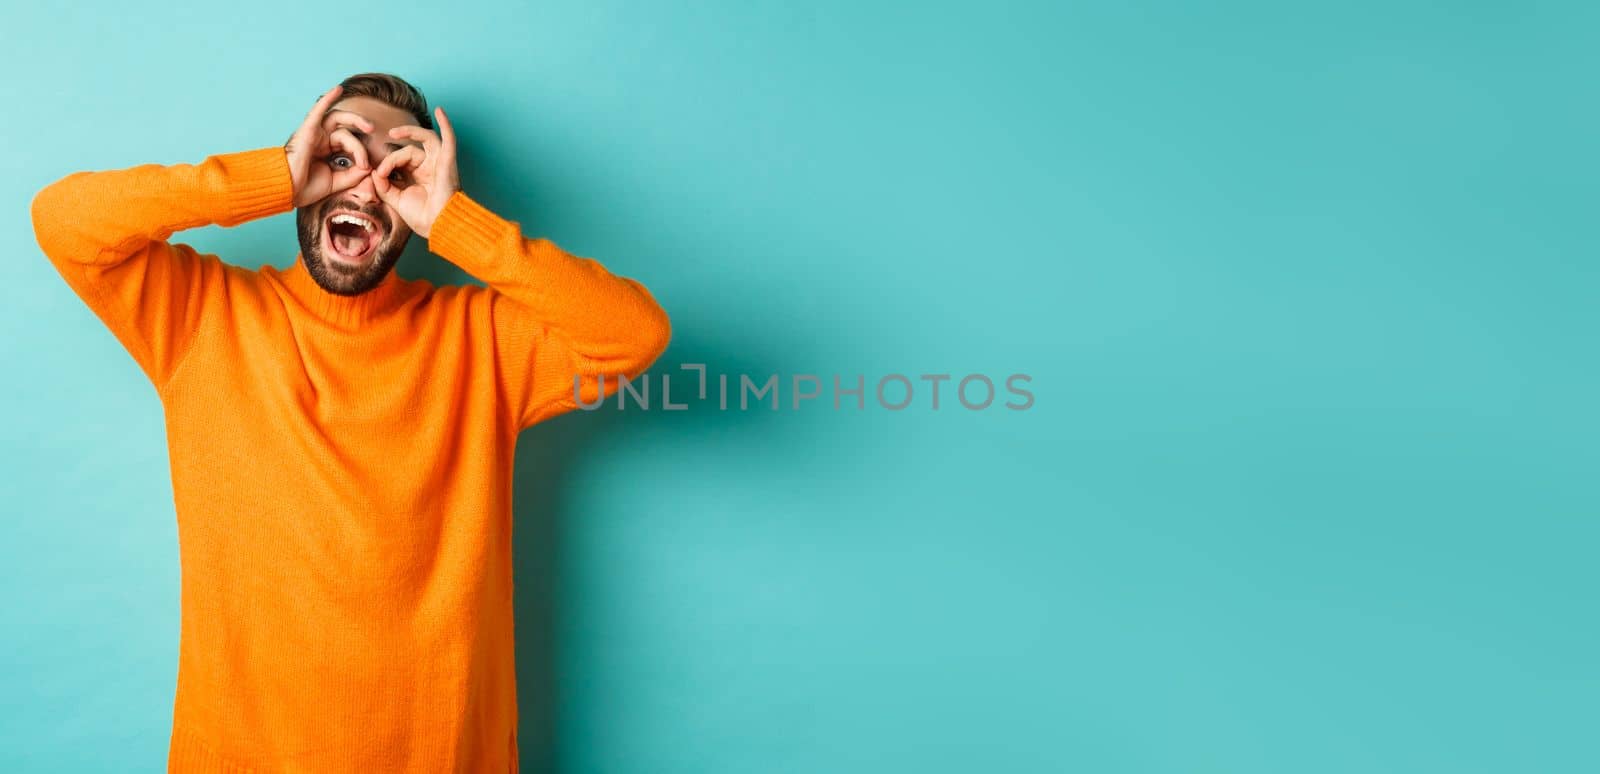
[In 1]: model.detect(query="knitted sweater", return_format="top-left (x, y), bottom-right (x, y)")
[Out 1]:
top-left (30, 146), bottom-right (671, 772)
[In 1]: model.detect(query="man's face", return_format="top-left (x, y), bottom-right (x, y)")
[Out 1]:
top-left (294, 95), bottom-right (425, 296)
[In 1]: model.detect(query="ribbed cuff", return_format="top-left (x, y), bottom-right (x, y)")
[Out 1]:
top-left (217, 147), bottom-right (294, 226)
top-left (428, 190), bottom-right (512, 268)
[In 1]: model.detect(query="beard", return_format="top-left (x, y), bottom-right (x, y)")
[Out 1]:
top-left (295, 199), bottom-right (410, 296)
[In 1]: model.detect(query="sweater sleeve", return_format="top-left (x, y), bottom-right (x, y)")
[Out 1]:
top-left (426, 190), bottom-right (672, 429)
top-left (30, 147), bottom-right (294, 392)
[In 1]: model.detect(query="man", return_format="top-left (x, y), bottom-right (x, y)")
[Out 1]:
top-left (30, 73), bottom-right (671, 772)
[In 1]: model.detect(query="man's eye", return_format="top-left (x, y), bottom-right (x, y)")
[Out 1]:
top-left (330, 154), bottom-right (353, 170)
top-left (389, 170), bottom-right (411, 186)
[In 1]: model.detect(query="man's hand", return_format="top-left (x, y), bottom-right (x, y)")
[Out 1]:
top-left (284, 85), bottom-right (374, 208)
top-left (372, 106), bottom-right (460, 239)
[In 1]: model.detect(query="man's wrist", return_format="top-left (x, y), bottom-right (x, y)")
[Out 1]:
top-left (427, 190), bottom-right (509, 266)
top-left (217, 147), bottom-right (295, 226)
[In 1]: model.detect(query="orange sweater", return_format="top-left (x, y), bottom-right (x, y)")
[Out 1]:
top-left (31, 146), bottom-right (671, 772)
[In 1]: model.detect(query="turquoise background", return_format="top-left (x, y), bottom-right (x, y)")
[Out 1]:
top-left (2, 1), bottom-right (1595, 771)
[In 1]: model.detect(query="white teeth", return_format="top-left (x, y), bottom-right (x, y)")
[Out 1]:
top-left (331, 214), bottom-right (375, 232)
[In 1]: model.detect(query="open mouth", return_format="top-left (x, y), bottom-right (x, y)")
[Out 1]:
top-left (322, 210), bottom-right (385, 265)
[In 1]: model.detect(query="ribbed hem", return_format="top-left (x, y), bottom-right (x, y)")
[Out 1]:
top-left (217, 147), bottom-right (294, 227)
top-left (428, 191), bottom-right (515, 272)
top-left (168, 726), bottom-right (258, 773)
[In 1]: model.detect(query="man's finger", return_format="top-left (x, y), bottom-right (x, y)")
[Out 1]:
top-left (372, 148), bottom-right (406, 180)
top-left (398, 145), bottom-right (427, 171)
top-left (371, 168), bottom-right (393, 202)
top-left (323, 109), bottom-right (376, 136)
top-left (310, 129), bottom-right (333, 158)
top-left (375, 146), bottom-right (427, 181)
top-left (328, 128), bottom-right (371, 170)
top-left (371, 166), bottom-right (403, 205)
top-left (434, 107), bottom-right (456, 158)
top-left (388, 125), bottom-right (441, 157)
top-left (372, 147), bottom-right (421, 204)
top-left (295, 86), bottom-right (344, 142)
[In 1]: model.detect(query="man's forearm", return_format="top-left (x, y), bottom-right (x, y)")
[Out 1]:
top-left (427, 190), bottom-right (672, 420)
top-left (31, 147), bottom-right (293, 269)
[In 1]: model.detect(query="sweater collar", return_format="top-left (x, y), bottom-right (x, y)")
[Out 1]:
top-left (273, 253), bottom-right (411, 327)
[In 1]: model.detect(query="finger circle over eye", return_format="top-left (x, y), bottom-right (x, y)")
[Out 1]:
top-left (327, 128), bottom-right (370, 169)
top-left (380, 145), bottom-right (423, 174)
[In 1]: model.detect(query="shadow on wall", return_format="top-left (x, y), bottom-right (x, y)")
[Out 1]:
top-left (507, 330), bottom-right (786, 773)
